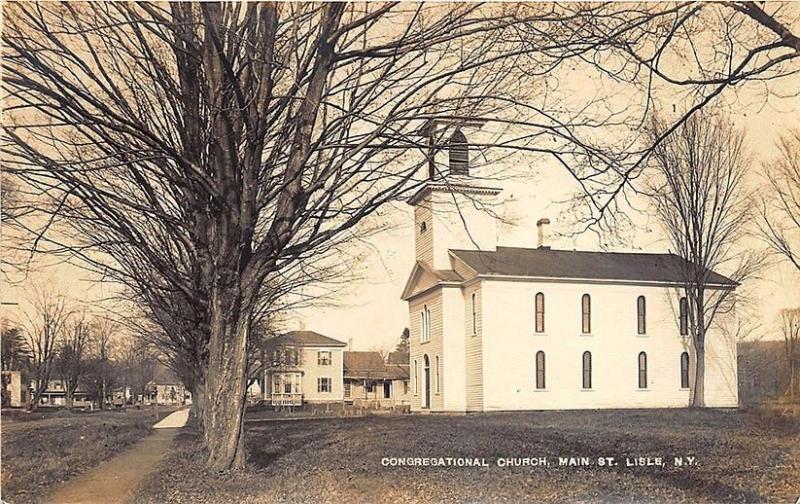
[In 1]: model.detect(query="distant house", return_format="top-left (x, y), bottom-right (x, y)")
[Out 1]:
top-left (261, 331), bottom-right (346, 407)
top-left (343, 351), bottom-right (410, 407)
top-left (145, 365), bottom-right (190, 405)
top-left (34, 379), bottom-right (91, 408)
top-left (1, 370), bottom-right (28, 408)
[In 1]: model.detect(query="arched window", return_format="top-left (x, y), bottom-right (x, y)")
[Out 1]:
top-left (419, 221), bottom-right (427, 234)
top-left (679, 297), bottom-right (689, 335)
top-left (435, 355), bottom-right (440, 393)
top-left (449, 129), bottom-right (469, 175)
top-left (535, 292), bottom-right (545, 333)
top-left (637, 296), bottom-right (646, 335)
top-left (582, 351), bottom-right (592, 389)
top-left (535, 351), bottom-right (546, 389)
top-left (581, 294), bottom-right (591, 334)
top-left (680, 352), bottom-right (690, 389)
top-left (638, 352), bottom-right (648, 389)
top-left (420, 304), bottom-right (431, 342)
top-left (471, 293), bottom-right (477, 335)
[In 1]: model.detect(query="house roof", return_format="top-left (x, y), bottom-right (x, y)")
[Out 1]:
top-left (386, 351), bottom-right (409, 366)
top-left (270, 330), bottom-right (347, 348)
top-left (450, 247), bottom-right (737, 286)
top-left (344, 351), bottom-right (409, 381)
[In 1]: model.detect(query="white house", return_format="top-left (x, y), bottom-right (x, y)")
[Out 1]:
top-left (261, 331), bottom-right (346, 406)
top-left (401, 124), bottom-right (738, 413)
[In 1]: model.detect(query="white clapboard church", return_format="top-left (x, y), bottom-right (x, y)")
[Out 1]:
top-left (401, 120), bottom-right (739, 413)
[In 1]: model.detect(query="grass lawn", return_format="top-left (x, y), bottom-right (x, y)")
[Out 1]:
top-left (1, 406), bottom-right (175, 503)
top-left (133, 408), bottom-right (799, 503)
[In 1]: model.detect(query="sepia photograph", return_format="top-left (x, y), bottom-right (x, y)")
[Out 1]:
top-left (0, 1), bottom-right (798, 503)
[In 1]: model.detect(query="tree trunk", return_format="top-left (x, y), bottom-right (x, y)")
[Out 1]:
top-left (191, 378), bottom-right (206, 429)
top-left (203, 288), bottom-right (252, 470)
top-left (29, 376), bottom-right (48, 411)
top-left (65, 386), bottom-right (74, 410)
top-left (691, 295), bottom-right (706, 408)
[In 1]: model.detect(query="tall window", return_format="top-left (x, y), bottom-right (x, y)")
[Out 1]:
top-left (638, 352), bottom-right (648, 389)
top-left (435, 355), bottom-right (441, 393)
top-left (413, 359), bottom-right (418, 394)
top-left (420, 305), bottom-right (431, 342)
top-left (535, 351), bottom-right (546, 389)
top-left (535, 293), bottom-right (545, 333)
top-left (471, 293), bottom-right (477, 335)
top-left (637, 296), bottom-right (646, 334)
top-left (317, 351), bottom-right (331, 366)
top-left (679, 297), bottom-right (689, 335)
top-left (581, 294), bottom-right (591, 334)
top-left (317, 377), bottom-right (331, 393)
top-left (426, 305), bottom-right (431, 341)
top-left (582, 351), bottom-right (592, 389)
top-left (680, 352), bottom-right (690, 389)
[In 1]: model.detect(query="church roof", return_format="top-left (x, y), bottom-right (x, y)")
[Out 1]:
top-left (450, 246), bottom-right (736, 286)
top-left (272, 330), bottom-right (347, 348)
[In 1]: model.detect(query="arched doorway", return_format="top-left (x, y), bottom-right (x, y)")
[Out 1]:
top-left (423, 354), bottom-right (431, 409)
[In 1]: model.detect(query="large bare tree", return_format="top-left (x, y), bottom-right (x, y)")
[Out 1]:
top-left (21, 287), bottom-right (71, 411)
top-left (648, 112), bottom-right (760, 407)
top-left (1, 3), bottom-right (561, 468)
top-left (758, 129), bottom-right (800, 271)
top-left (56, 311), bottom-right (92, 409)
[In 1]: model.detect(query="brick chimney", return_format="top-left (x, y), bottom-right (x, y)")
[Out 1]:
top-left (537, 218), bottom-right (551, 249)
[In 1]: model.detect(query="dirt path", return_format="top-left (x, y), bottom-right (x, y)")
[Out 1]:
top-left (44, 408), bottom-right (189, 504)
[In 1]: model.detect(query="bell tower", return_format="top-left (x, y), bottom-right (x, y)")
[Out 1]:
top-left (410, 119), bottom-right (501, 270)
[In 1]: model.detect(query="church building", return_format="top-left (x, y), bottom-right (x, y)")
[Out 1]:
top-left (401, 120), bottom-right (739, 412)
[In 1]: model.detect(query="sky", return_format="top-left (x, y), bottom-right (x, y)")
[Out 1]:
top-left (2, 6), bottom-right (799, 353)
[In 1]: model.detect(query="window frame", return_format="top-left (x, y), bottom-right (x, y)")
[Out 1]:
top-left (637, 296), bottom-right (646, 335)
top-left (581, 294), bottom-right (592, 334)
top-left (582, 351), bottom-right (592, 389)
top-left (680, 352), bottom-right (690, 389)
top-left (638, 352), bottom-right (648, 389)
top-left (413, 359), bottom-right (419, 395)
top-left (317, 377), bottom-right (332, 393)
top-left (317, 350), bottom-right (332, 366)
top-left (421, 304), bottom-right (432, 342)
top-left (535, 351), bottom-right (546, 389)
top-left (535, 292), bottom-right (545, 333)
top-left (471, 293), bottom-right (477, 335)
top-left (679, 297), bottom-right (689, 335)
top-left (435, 355), bottom-right (441, 394)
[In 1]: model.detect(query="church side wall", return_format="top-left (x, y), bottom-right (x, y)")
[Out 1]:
top-left (480, 279), bottom-right (738, 410)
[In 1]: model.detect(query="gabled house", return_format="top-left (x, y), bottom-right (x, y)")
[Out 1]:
top-left (33, 379), bottom-right (91, 408)
top-left (261, 331), bottom-right (346, 406)
top-left (343, 351), bottom-right (410, 407)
